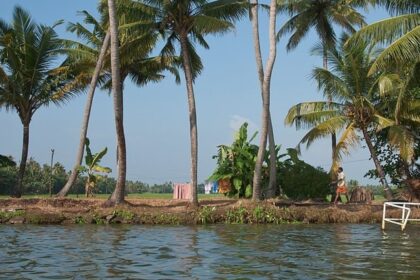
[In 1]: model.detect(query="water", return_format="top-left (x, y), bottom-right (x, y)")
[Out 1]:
top-left (0, 224), bottom-right (419, 279)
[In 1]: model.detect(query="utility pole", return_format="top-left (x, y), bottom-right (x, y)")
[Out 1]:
top-left (50, 149), bottom-right (55, 197)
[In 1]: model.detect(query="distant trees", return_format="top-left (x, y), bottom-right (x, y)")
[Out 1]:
top-left (0, 157), bottom-right (175, 195)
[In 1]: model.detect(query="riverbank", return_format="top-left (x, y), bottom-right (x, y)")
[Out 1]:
top-left (0, 198), bottom-right (418, 225)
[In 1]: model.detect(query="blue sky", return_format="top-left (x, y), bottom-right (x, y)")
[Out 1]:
top-left (0, 1), bottom-right (391, 185)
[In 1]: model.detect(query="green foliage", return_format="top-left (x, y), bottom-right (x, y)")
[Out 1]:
top-left (0, 156), bottom-right (176, 196)
top-left (197, 206), bottom-right (216, 224)
top-left (22, 159), bottom-right (50, 194)
top-left (279, 149), bottom-right (330, 200)
top-left (209, 123), bottom-right (260, 198)
top-left (223, 204), bottom-right (292, 224)
top-left (79, 138), bottom-right (111, 196)
top-left (251, 206), bottom-right (286, 224)
top-left (92, 213), bottom-right (106, 225)
top-left (0, 165), bottom-right (17, 195)
top-left (149, 182), bottom-right (173, 193)
top-left (74, 216), bottom-right (86, 224)
top-left (225, 206), bottom-right (248, 224)
top-left (113, 209), bottom-right (135, 221)
top-left (0, 155), bottom-right (16, 168)
top-left (0, 210), bottom-right (25, 221)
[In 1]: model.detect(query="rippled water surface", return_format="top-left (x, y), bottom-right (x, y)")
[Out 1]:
top-left (1, 224), bottom-right (419, 279)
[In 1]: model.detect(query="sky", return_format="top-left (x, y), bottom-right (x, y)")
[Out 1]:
top-left (0, 0), bottom-right (391, 186)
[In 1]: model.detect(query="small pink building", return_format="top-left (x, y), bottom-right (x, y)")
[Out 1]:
top-left (173, 183), bottom-right (191, 199)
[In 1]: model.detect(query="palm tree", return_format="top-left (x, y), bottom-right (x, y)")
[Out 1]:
top-left (285, 35), bottom-right (394, 200)
top-left (106, 0), bottom-right (126, 205)
top-left (250, 0), bottom-right (277, 200)
top-left (140, 0), bottom-right (247, 206)
top-left (375, 62), bottom-right (420, 173)
top-left (0, 7), bottom-right (83, 197)
top-left (249, 0), bottom-right (278, 199)
top-left (349, 1), bottom-right (420, 75)
top-left (278, 0), bottom-right (367, 172)
top-left (57, 5), bottom-right (179, 197)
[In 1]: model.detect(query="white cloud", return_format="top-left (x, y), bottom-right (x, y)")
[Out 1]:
top-left (229, 115), bottom-right (258, 136)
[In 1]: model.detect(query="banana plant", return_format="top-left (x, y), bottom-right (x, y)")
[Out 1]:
top-left (209, 123), bottom-right (261, 198)
top-left (78, 138), bottom-right (111, 197)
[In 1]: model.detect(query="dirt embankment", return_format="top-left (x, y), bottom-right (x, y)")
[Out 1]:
top-left (0, 198), bottom-right (418, 225)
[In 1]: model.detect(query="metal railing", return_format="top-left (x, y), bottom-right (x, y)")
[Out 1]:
top-left (382, 202), bottom-right (420, 230)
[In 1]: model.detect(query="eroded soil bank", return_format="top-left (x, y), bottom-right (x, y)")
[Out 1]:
top-left (0, 198), bottom-right (418, 225)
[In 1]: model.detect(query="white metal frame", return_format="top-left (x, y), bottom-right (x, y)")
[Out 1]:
top-left (382, 202), bottom-right (420, 230)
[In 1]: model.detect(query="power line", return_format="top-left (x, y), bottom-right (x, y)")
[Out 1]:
top-left (316, 158), bottom-right (371, 168)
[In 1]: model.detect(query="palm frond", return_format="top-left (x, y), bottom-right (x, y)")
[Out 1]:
top-left (388, 125), bottom-right (416, 163)
top-left (311, 67), bottom-right (350, 101)
top-left (299, 115), bottom-right (348, 149)
top-left (284, 101), bottom-right (342, 129)
top-left (333, 122), bottom-right (359, 164)
top-left (369, 25), bottom-right (420, 75)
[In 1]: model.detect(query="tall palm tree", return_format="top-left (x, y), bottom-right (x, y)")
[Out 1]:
top-left (250, 0), bottom-right (277, 200)
top-left (57, 5), bottom-right (179, 197)
top-left (106, 0), bottom-right (126, 205)
top-left (0, 7), bottom-right (83, 197)
top-left (250, 0), bottom-right (278, 199)
top-left (140, 0), bottom-right (247, 206)
top-left (285, 35), bottom-right (394, 200)
top-left (278, 0), bottom-right (367, 172)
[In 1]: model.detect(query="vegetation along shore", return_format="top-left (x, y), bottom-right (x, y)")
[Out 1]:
top-left (2, 197), bottom-right (420, 225)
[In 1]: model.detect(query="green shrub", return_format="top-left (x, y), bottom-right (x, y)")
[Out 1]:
top-left (279, 149), bottom-right (330, 200)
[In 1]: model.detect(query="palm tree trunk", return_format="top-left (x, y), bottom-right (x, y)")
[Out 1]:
top-left (362, 127), bottom-right (393, 200)
top-left (179, 33), bottom-right (198, 207)
top-left (106, 0), bottom-right (126, 206)
top-left (252, 0), bottom-right (277, 201)
top-left (324, 44), bottom-right (337, 204)
top-left (14, 119), bottom-right (30, 198)
top-left (250, 0), bottom-right (277, 198)
top-left (323, 46), bottom-right (337, 178)
top-left (57, 31), bottom-right (110, 197)
top-left (267, 116), bottom-right (277, 198)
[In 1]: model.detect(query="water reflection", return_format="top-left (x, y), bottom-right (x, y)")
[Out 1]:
top-left (0, 224), bottom-right (419, 279)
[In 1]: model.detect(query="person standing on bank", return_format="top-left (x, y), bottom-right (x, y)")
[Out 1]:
top-left (334, 167), bottom-right (349, 204)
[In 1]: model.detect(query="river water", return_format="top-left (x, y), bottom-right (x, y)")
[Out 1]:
top-left (0, 224), bottom-right (419, 279)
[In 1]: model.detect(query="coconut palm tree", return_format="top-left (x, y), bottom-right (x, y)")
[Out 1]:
top-left (106, 0), bottom-right (126, 205)
top-left (375, 62), bottom-right (420, 171)
top-left (0, 7), bottom-right (83, 197)
top-left (349, 1), bottom-right (420, 75)
top-left (278, 0), bottom-right (367, 170)
top-left (284, 35), bottom-right (395, 200)
top-left (138, 0), bottom-right (247, 206)
top-left (250, 0), bottom-right (277, 200)
top-left (57, 5), bottom-right (179, 197)
top-left (249, 0), bottom-right (278, 199)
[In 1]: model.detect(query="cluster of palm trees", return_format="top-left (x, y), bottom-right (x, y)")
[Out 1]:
top-left (1, 0), bottom-right (418, 204)
top-left (285, 0), bottom-right (420, 200)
